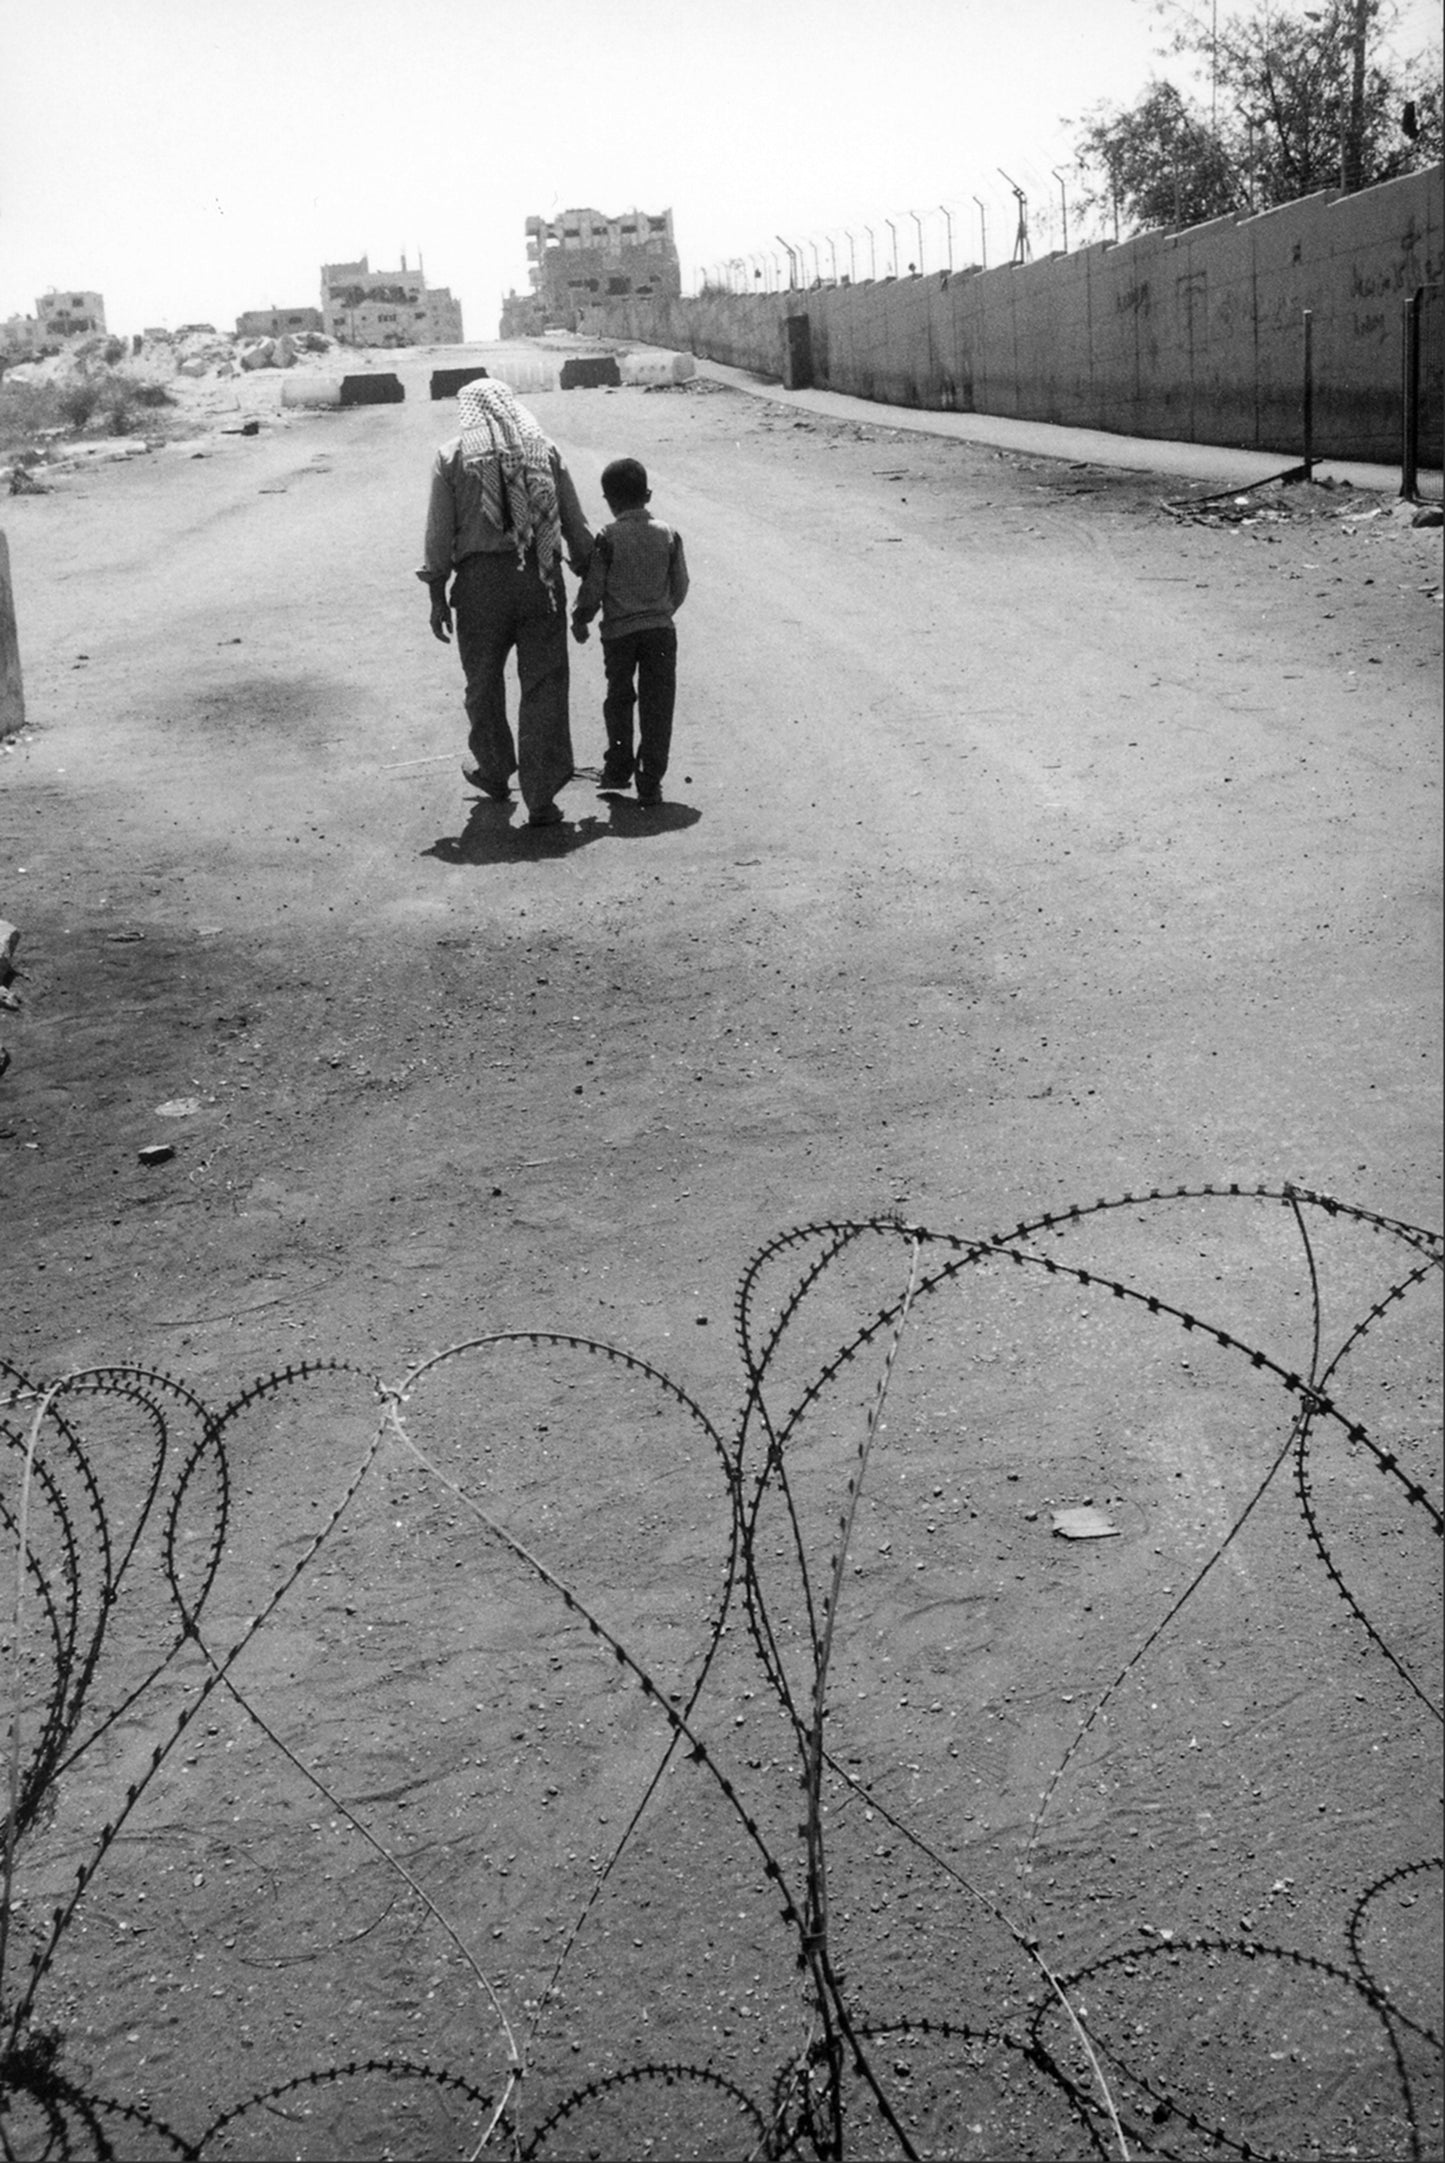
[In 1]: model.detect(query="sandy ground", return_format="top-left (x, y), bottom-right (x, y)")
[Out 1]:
top-left (0, 347), bottom-right (1441, 2160)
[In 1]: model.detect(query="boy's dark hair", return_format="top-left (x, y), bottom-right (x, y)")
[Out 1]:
top-left (601, 457), bottom-right (649, 507)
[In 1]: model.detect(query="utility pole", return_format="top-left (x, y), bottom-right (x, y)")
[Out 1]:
top-left (998, 170), bottom-right (1029, 263)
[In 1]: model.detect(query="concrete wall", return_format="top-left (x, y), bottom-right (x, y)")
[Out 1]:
top-left (586, 166), bottom-right (1442, 463)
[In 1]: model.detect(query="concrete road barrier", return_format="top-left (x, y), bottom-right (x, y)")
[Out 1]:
top-left (483, 354), bottom-right (573, 395)
top-left (339, 374), bottom-right (404, 406)
top-left (430, 366), bottom-right (489, 400)
top-left (472, 347), bottom-right (696, 394)
top-left (559, 356), bottom-right (622, 389)
top-left (280, 373), bottom-right (407, 409)
top-left (280, 376), bottom-right (343, 409)
top-left (617, 349), bottom-right (696, 386)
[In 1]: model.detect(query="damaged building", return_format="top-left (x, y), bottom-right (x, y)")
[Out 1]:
top-left (320, 256), bottom-right (463, 347)
top-left (236, 305), bottom-right (324, 340)
top-left (501, 207), bottom-right (679, 335)
top-left (37, 288), bottom-right (106, 340)
top-left (3, 289), bottom-right (108, 359)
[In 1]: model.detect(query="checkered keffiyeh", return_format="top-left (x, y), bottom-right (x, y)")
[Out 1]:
top-left (457, 378), bottom-right (563, 590)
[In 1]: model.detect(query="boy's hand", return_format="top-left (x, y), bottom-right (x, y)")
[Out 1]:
top-left (570, 619), bottom-right (589, 645)
top-left (429, 595), bottom-right (453, 643)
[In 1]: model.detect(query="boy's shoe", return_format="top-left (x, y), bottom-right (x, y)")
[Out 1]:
top-left (599, 764), bottom-right (633, 790)
top-left (526, 802), bottom-right (565, 828)
top-left (635, 779), bottom-right (662, 806)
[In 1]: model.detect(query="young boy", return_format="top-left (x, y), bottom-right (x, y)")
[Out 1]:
top-left (571, 458), bottom-right (689, 805)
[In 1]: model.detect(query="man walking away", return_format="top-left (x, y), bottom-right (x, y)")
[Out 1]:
top-left (420, 380), bottom-right (593, 827)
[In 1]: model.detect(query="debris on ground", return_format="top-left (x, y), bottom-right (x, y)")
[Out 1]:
top-left (1051, 1505), bottom-right (1119, 1540)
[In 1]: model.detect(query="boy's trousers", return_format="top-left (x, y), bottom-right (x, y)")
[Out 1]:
top-left (601, 626), bottom-right (677, 784)
top-left (452, 553), bottom-right (574, 813)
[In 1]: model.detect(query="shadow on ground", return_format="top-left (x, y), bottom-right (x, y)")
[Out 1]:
top-left (425, 791), bottom-right (701, 866)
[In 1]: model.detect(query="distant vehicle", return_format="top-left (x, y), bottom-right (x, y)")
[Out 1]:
top-left (175, 323), bottom-right (216, 335)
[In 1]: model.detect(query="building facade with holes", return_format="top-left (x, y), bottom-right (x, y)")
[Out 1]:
top-left (235, 306), bottom-right (325, 340)
top-left (319, 257), bottom-right (463, 347)
top-left (502, 207), bottom-right (680, 334)
top-left (36, 289), bottom-right (106, 340)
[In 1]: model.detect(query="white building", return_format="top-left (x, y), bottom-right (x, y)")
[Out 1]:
top-left (319, 255), bottom-right (462, 346)
top-left (36, 289), bottom-right (106, 340)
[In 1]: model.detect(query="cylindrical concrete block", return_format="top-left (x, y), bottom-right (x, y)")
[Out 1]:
top-left (0, 531), bottom-right (23, 738)
top-left (485, 355), bottom-right (569, 394)
top-left (281, 375), bottom-right (344, 409)
top-left (617, 348), bottom-right (696, 385)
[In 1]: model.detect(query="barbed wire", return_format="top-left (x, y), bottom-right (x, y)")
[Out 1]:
top-left (0, 1179), bottom-right (1439, 2158)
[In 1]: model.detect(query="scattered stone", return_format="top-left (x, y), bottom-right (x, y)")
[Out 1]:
top-left (0, 986), bottom-right (18, 1010)
top-left (0, 919), bottom-right (18, 981)
top-left (138, 1143), bottom-right (175, 1166)
top-left (57, 440), bottom-right (152, 466)
top-left (1051, 1505), bottom-right (1119, 1540)
top-left (154, 1097), bottom-right (202, 1117)
top-left (0, 1044), bottom-right (9, 1080)
top-left (1411, 503), bottom-right (1443, 528)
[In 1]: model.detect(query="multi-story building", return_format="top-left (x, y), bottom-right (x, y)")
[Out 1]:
top-left (319, 255), bottom-right (463, 347)
top-left (505, 207), bottom-right (680, 334)
top-left (235, 306), bottom-right (325, 340)
top-left (36, 289), bottom-right (106, 339)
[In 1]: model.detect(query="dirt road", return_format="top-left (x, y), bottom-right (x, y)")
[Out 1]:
top-left (0, 352), bottom-right (1440, 2158)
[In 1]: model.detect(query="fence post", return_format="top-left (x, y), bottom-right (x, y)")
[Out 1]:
top-left (1301, 308), bottom-right (1314, 480)
top-left (1399, 286), bottom-right (1422, 501)
top-left (0, 532), bottom-right (24, 739)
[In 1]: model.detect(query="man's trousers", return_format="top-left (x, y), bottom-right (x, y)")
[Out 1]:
top-left (452, 553), bottom-right (573, 813)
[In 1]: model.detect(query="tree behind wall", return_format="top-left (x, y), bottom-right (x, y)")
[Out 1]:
top-left (1075, 0), bottom-right (1442, 233)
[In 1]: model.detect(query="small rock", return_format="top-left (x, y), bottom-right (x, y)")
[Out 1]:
top-left (138, 1143), bottom-right (175, 1166)
top-left (1411, 503), bottom-right (1443, 527)
top-left (1051, 1505), bottom-right (1119, 1540)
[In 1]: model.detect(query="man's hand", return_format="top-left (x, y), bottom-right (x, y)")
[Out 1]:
top-left (429, 595), bottom-right (453, 643)
top-left (570, 618), bottom-right (589, 645)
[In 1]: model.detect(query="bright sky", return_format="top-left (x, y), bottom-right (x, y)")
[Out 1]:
top-left (2, 0), bottom-right (1439, 336)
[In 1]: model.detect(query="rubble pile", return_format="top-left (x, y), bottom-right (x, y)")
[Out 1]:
top-left (1, 328), bottom-right (348, 489)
